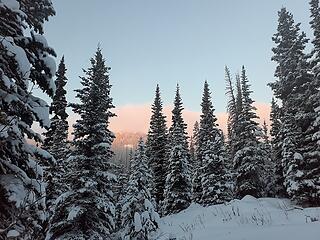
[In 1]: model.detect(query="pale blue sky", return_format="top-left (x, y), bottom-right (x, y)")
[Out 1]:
top-left (44, 0), bottom-right (312, 113)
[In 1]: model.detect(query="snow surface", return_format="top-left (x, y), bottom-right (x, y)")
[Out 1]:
top-left (2, 37), bottom-right (30, 82)
top-left (67, 206), bottom-right (81, 221)
top-left (134, 212), bottom-right (142, 232)
top-left (0, 175), bottom-right (29, 207)
top-left (7, 229), bottom-right (20, 238)
top-left (155, 196), bottom-right (320, 240)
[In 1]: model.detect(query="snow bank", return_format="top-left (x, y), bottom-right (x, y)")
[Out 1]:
top-left (156, 196), bottom-right (320, 240)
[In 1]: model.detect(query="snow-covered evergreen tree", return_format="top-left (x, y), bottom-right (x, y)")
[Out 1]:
top-left (121, 138), bottom-right (159, 240)
top-left (43, 56), bottom-right (69, 160)
top-left (43, 56), bottom-right (69, 216)
top-left (260, 120), bottom-right (275, 196)
top-left (261, 121), bottom-right (270, 148)
top-left (235, 74), bottom-right (243, 122)
top-left (198, 81), bottom-right (231, 205)
top-left (270, 9), bottom-right (307, 194)
top-left (0, 0), bottom-right (56, 238)
top-left (305, 0), bottom-right (320, 206)
top-left (114, 163), bottom-right (129, 231)
top-left (162, 85), bottom-right (191, 215)
top-left (270, 98), bottom-right (286, 197)
top-left (46, 48), bottom-right (116, 239)
top-left (190, 121), bottom-right (199, 163)
top-left (270, 98), bottom-right (282, 156)
top-left (225, 66), bottom-right (239, 160)
top-left (191, 121), bottom-right (202, 202)
top-left (233, 67), bottom-right (265, 198)
top-left (271, 7), bottom-right (320, 205)
top-left (146, 85), bottom-right (168, 205)
top-left (189, 135), bottom-right (196, 169)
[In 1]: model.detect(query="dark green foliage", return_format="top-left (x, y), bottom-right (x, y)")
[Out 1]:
top-left (162, 85), bottom-right (191, 215)
top-left (121, 138), bottom-right (159, 240)
top-left (233, 67), bottom-right (265, 199)
top-left (0, 0), bottom-right (55, 238)
top-left (270, 6), bottom-right (320, 205)
top-left (197, 81), bottom-right (231, 205)
top-left (47, 48), bottom-right (116, 239)
top-left (146, 85), bottom-right (168, 205)
top-left (43, 57), bottom-right (69, 216)
top-left (270, 98), bottom-right (287, 197)
top-left (190, 121), bottom-right (199, 198)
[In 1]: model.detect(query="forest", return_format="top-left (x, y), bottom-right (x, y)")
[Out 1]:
top-left (0, 0), bottom-right (320, 239)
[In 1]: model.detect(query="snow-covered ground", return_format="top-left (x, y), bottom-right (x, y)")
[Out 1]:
top-left (155, 196), bottom-right (320, 240)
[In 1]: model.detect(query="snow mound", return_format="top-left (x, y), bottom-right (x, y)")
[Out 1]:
top-left (241, 194), bottom-right (258, 202)
top-left (156, 197), bottom-right (320, 240)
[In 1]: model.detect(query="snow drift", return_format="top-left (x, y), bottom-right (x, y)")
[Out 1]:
top-left (155, 196), bottom-right (320, 240)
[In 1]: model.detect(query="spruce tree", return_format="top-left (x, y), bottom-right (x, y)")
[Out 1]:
top-left (270, 98), bottom-right (286, 197)
top-left (162, 85), bottom-right (191, 215)
top-left (0, 1), bottom-right (56, 238)
top-left (271, 7), bottom-right (319, 205)
top-left (191, 121), bottom-right (200, 160)
top-left (306, 0), bottom-right (320, 205)
top-left (189, 135), bottom-right (196, 169)
top-left (235, 74), bottom-right (243, 121)
top-left (146, 85), bottom-right (168, 205)
top-left (225, 66), bottom-right (239, 160)
top-left (262, 121), bottom-right (270, 147)
top-left (46, 48), bottom-right (116, 239)
top-left (43, 56), bottom-right (69, 216)
top-left (114, 164), bottom-right (129, 231)
top-left (233, 66), bottom-right (265, 198)
top-left (190, 121), bottom-right (199, 193)
top-left (260, 121), bottom-right (275, 196)
top-left (121, 138), bottom-right (159, 240)
top-left (270, 98), bottom-right (282, 153)
top-left (191, 121), bottom-right (203, 203)
top-left (43, 56), bottom-right (69, 160)
top-left (198, 81), bottom-right (231, 205)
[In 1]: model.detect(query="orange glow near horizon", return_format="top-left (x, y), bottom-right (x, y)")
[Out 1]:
top-left (108, 102), bottom-right (271, 135)
top-left (65, 102), bottom-right (271, 138)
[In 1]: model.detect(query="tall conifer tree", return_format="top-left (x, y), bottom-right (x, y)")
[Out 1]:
top-left (198, 81), bottom-right (231, 205)
top-left (271, 7), bottom-right (319, 205)
top-left (270, 98), bottom-right (286, 197)
top-left (191, 121), bottom-right (202, 202)
top-left (233, 67), bottom-right (265, 198)
top-left (43, 56), bottom-right (69, 160)
top-left (121, 138), bottom-right (159, 240)
top-left (225, 67), bottom-right (238, 160)
top-left (305, 0), bottom-right (320, 205)
top-left (0, 1), bottom-right (56, 238)
top-left (47, 48), bottom-right (116, 239)
top-left (162, 85), bottom-right (191, 214)
top-left (43, 57), bottom-right (69, 215)
top-left (146, 85), bottom-right (168, 205)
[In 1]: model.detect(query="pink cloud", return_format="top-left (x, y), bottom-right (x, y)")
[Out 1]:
top-left (109, 103), bottom-right (152, 133)
top-left (34, 102), bottom-right (271, 147)
top-left (108, 102), bottom-right (271, 136)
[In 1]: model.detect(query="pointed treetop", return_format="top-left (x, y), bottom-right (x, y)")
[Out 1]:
top-left (173, 83), bottom-right (183, 112)
top-left (153, 84), bottom-right (163, 108)
top-left (154, 84), bottom-right (161, 101)
top-left (201, 80), bottom-right (214, 113)
top-left (170, 84), bottom-right (188, 142)
top-left (271, 7), bottom-right (308, 84)
top-left (240, 66), bottom-right (254, 105)
top-left (50, 56), bottom-right (68, 119)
